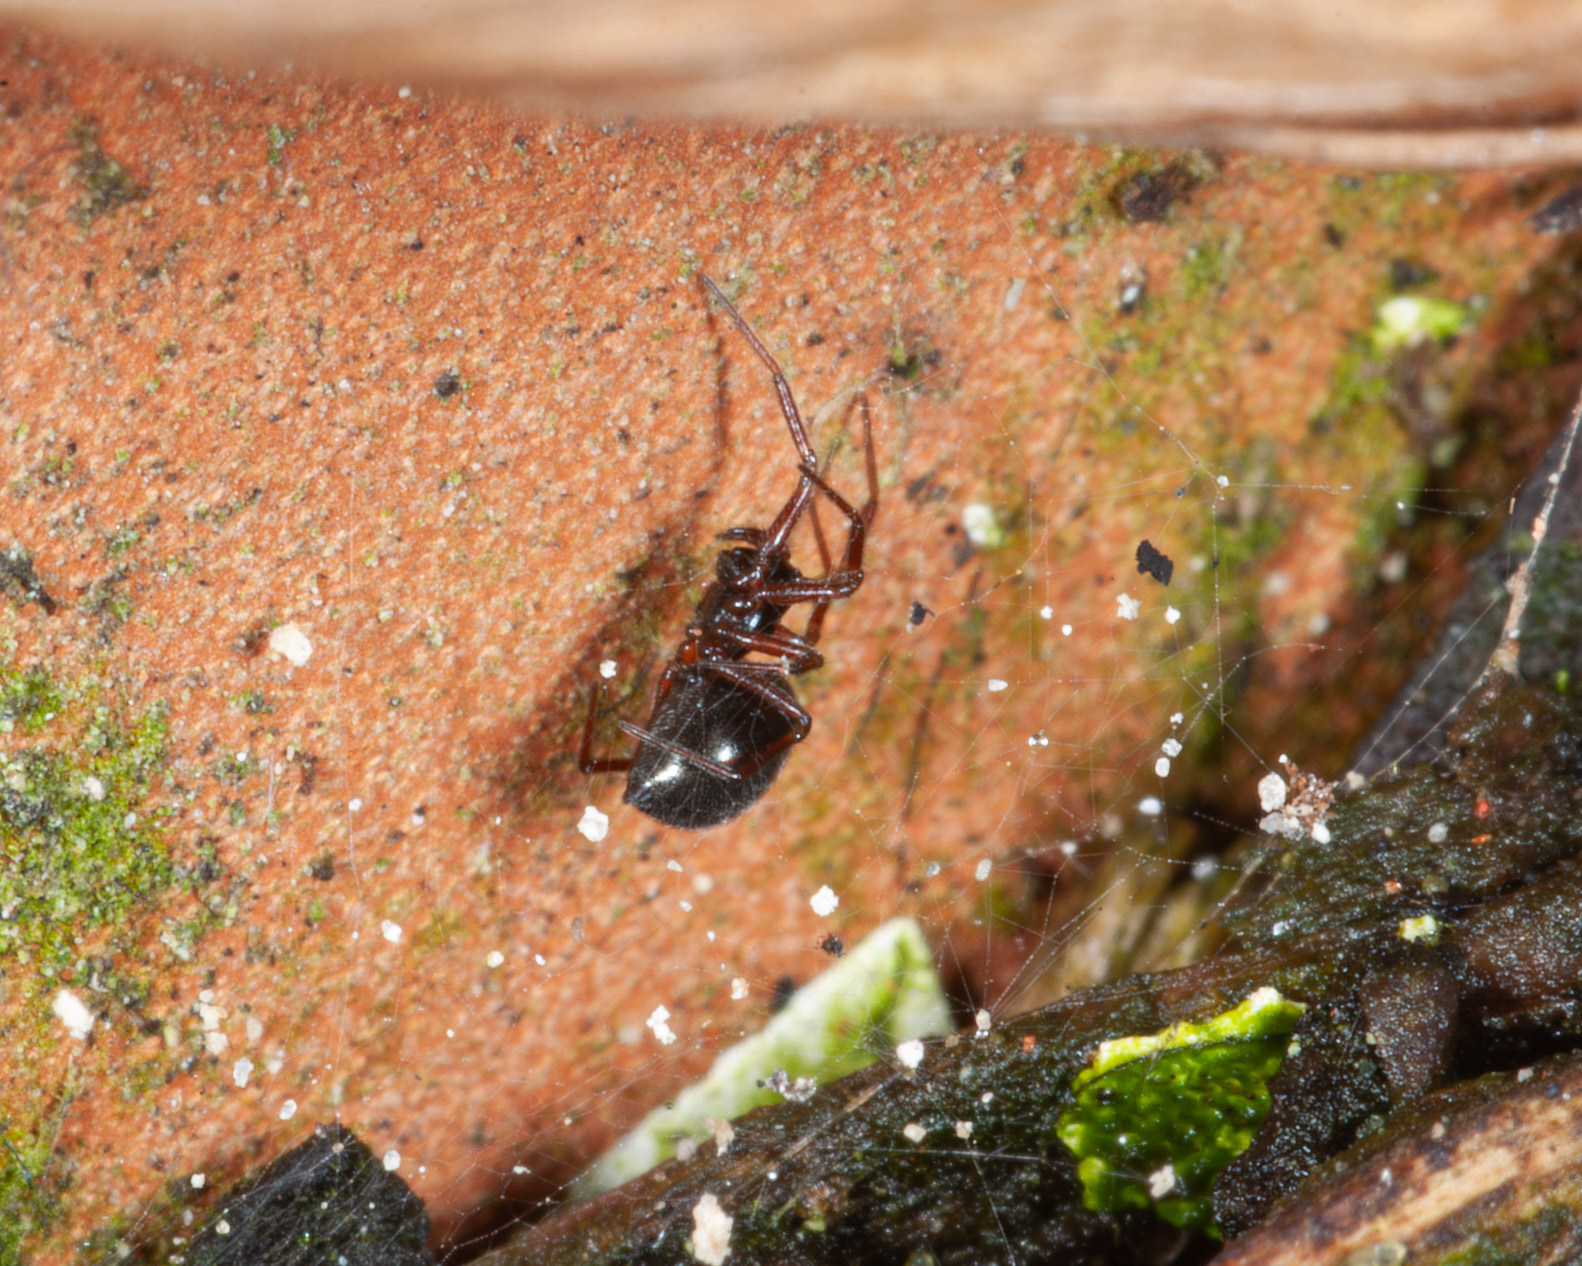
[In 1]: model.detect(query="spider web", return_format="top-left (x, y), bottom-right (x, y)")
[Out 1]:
top-left (6, 102), bottom-right (1570, 1264)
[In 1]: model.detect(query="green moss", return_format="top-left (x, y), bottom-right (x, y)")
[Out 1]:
top-left (1056, 988), bottom-right (1305, 1233)
top-left (68, 117), bottom-right (146, 228)
top-left (1178, 231), bottom-right (1243, 301)
top-left (0, 1096), bottom-right (70, 1261)
top-left (0, 667), bottom-right (62, 734)
top-left (265, 122), bottom-right (298, 166)
top-left (0, 664), bottom-right (174, 973)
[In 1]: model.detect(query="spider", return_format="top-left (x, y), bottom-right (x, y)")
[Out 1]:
top-left (579, 275), bottom-right (878, 830)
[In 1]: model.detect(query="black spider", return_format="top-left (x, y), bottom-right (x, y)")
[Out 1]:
top-left (579, 276), bottom-right (878, 829)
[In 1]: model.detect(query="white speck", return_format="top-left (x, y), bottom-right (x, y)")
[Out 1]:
top-left (411, 806), bottom-right (427, 826)
top-left (268, 623), bottom-right (313, 666)
top-left (1039, 605), bottom-right (1053, 619)
top-left (955, 1120), bottom-right (973, 1139)
top-left (535, 953), bottom-right (546, 965)
top-left (82, 776), bottom-right (105, 802)
top-left (730, 977), bottom-right (748, 1000)
top-left (1170, 712), bottom-right (1184, 726)
top-left (486, 950), bottom-right (505, 968)
top-left (233, 1058), bottom-right (253, 1087)
top-left (1378, 550), bottom-right (1409, 583)
top-left (598, 659), bottom-right (618, 679)
top-left (348, 798), bottom-right (362, 812)
top-left (1192, 857), bottom-right (1216, 881)
top-left (1258, 772), bottom-right (1288, 812)
top-left (1430, 1122), bottom-right (1446, 1140)
top-left (514, 1164), bottom-right (531, 1174)
top-left (383, 1149), bottom-right (401, 1172)
top-left (667, 859), bottom-right (684, 872)
top-left (647, 1005), bottom-right (677, 1045)
top-left (123, 812), bottom-right (137, 829)
top-left (246, 1016), bottom-right (263, 1042)
top-left (205, 1030), bottom-right (229, 1056)
top-left (1116, 593), bottom-right (1140, 620)
top-left (1165, 606), bottom-right (1181, 625)
top-left (1518, 1066), bottom-right (1534, 1083)
top-left (925, 861), bottom-right (941, 876)
top-left (975, 1009), bottom-right (991, 1034)
top-left (1216, 475), bottom-right (1229, 488)
top-left (962, 503), bottom-right (1004, 549)
top-left (1147, 1163), bottom-right (1178, 1198)
top-left (1311, 822), bottom-right (1332, 844)
top-left (216, 1220), bottom-right (231, 1235)
top-left (1155, 757), bottom-right (1172, 777)
top-left (1162, 739), bottom-right (1183, 758)
top-left (810, 885), bottom-right (838, 917)
top-left (974, 859), bottom-right (991, 881)
top-left (398, 85), bottom-right (412, 98)
top-left (1271, 919), bottom-right (1291, 936)
top-left (693, 873), bottom-right (715, 894)
top-left (902, 1122), bottom-right (927, 1144)
top-left (987, 678), bottom-right (1008, 692)
top-left (1138, 796), bottom-right (1162, 817)
top-left (279, 1099), bottom-right (297, 1121)
top-left (981, 1091), bottom-right (994, 1104)
top-left (1061, 623), bottom-right (1073, 636)
top-left (679, 900), bottom-right (693, 912)
top-left (690, 1192), bottom-right (733, 1266)
top-left (1003, 277), bottom-right (1027, 311)
top-left (1427, 822), bottom-right (1448, 844)
top-left (895, 1038), bottom-right (925, 1069)
top-left (1263, 571), bottom-right (1291, 598)
top-left (381, 920), bottom-right (402, 944)
top-left (765, 1069), bottom-right (817, 1102)
top-left (578, 805), bottom-right (610, 842)
top-left (52, 990), bottom-right (93, 1040)
top-left (191, 1173), bottom-right (206, 1189)
top-left (1119, 281), bottom-right (1143, 309)
top-left (1307, 611), bottom-right (1332, 636)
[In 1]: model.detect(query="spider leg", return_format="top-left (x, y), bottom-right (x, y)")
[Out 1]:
top-left (702, 274), bottom-right (819, 471)
top-left (711, 627), bottom-right (826, 674)
top-left (615, 719), bottom-right (744, 781)
top-left (578, 685), bottom-right (635, 775)
top-left (803, 393), bottom-right (879, 645)
top-left (809, 498), bottom-right (832, 574)
top-left (718, 526), bottom-right (769, 547)
top-left (692, 660), bottom-right (814, 779)
top-left (754, 574), bottom-right (862, 605)
top-left (579, 660), bottom-right (690, 776)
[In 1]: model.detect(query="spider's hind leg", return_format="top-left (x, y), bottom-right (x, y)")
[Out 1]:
top-left (578, 685), bottom-right (635, 775)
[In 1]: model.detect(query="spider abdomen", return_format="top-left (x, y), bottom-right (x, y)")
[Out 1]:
top-left (624, 669), bottom-right (798, 830)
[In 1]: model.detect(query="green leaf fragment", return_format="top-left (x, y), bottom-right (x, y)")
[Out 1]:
top-left (1057, 987), bottom-right (1306, 1234)
top-left (577, 916), bottom-right (952, 1196)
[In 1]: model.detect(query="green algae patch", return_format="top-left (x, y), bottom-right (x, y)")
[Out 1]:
top-left (0, 664), bottom-right (174, 973)
top-left (1371, 294), bottom-right (1472, 356)
top-left (1057, 987), bottom-right (1305, 1233)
